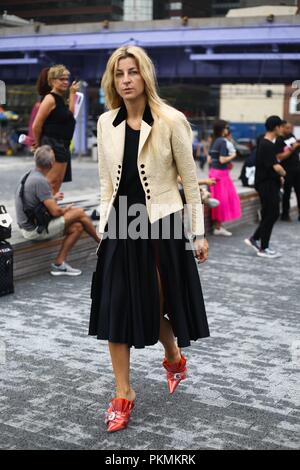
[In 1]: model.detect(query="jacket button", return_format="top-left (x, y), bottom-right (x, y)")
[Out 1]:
top-left (145, 182), bottom-right (148, 187)
top-left (118, 165), bottom-right (122, 168)
top-left (140, 164), bottom-right (145, 168)
top-left (147, 195), bottom-right (150, 199)
top-left (146, 189), bottom-right (150, 193)
top-left (117, 176), bottom-right (120, 180)
top-left (141, 170), bottom-right (145, 174)
top-left (143, 177), bottom-right (147, 181)
top-left (117, 170), bottom-right (121, 174)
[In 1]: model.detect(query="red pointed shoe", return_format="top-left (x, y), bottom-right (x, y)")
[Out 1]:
top-left (105, 397), bottom-right (135, 433)
top-left (162, 354), bottom-right (187, 394)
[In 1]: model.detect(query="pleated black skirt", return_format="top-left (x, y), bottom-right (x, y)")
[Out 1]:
top-left (89, 198), bottom-right (210, 348)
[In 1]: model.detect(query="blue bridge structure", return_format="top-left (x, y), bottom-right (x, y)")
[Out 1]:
top-left (1, 15), bottom-right (300, 85)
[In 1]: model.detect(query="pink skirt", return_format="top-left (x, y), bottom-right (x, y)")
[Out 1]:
top-left (209, 168), bottom-right (241, 223)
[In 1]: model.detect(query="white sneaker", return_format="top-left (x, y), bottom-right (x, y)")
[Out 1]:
top-left (257, 249), bottom-right (282, 259)
top-left (50, 261), bottom-right (82, 276)
top-left (213, 227), bottom-right (232, 237)
top-left (244, 237), bottom-right (260, 253)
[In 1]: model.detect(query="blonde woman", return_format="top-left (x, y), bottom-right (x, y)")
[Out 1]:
top-left (32, 65), bottom-right (80, 194)
top-left (89, 46), bottom-right (210, 433)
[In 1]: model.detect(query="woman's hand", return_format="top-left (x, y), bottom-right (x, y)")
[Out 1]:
top-left (220, 154), bottom-right (236, 165)
top-left (69, 80), bottom-right (80, 95)
top-left (193, 238), bottom-right (209, 264)
top-left (199, 177), bottom-right (216, 186)
top-left (31, 141), bottom-right (39, 152)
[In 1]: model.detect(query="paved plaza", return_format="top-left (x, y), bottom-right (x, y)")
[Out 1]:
top-left (0, 216), bottom-right (299, 450)
top-left (2, 5), bottom-right (300, 452)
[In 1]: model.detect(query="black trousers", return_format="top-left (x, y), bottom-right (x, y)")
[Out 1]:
top-left (282, 170), bottom-right (300, 217)
top-left (253, 181), bottom-right (280, 250)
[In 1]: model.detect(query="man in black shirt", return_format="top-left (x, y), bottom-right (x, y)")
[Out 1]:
top-left (244, 116), bottom-right (286, 259)
top-left (275, 121), bottom-right (300, 221)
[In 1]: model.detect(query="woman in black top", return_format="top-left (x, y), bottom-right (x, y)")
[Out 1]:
top-left (32, 64), bottom-right (79, 194)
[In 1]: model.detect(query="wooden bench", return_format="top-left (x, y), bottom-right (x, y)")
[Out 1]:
top-left (202, 187), bottom-right (261, 232)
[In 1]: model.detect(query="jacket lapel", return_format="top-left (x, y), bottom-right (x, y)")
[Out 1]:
top-left (138, 102), bottom-right (154, 159)
top-left (111, 102), bottom-right (154, 164)
top-left (138, 120), bottom-right (152, 159)
top-left (111, 118), bottom-right (126, 166)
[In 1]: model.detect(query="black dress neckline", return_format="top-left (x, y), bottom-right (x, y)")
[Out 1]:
top-left (126, 122), bottom-right (140, 132)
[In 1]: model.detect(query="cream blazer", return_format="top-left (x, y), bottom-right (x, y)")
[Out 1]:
top-left (97, 103), bottom-right (204, 237)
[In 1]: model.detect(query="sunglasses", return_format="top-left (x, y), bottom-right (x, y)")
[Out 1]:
top-left (55, 77), bottom-right (70, 82)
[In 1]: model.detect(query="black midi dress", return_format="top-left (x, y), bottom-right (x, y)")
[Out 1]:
top-left (89, 123), bottom-right (210, 348)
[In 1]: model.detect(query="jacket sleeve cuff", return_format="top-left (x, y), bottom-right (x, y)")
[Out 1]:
top-left (191, 234), bottom-right (206, 241)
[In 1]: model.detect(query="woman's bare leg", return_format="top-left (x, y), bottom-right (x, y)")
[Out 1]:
top-left (157, 267), bottom-right (181, 364)
top-left (107, 266), bottom-right (181, 401)
top-left (108, 342), bottom-right (136, 401)
top-left (47, 161), bottom-right (67, 194)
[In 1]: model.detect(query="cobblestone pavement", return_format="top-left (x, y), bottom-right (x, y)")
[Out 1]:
top-left (0, 219), bottom-right (299, 450)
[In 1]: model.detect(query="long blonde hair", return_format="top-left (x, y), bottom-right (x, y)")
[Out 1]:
top-left (101, 45), bottom-right (193, 152)
top-left (101, 46), bottom-right (166, 115)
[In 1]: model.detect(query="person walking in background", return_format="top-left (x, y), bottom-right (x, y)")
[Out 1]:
top-left (275, 121), bottom-right (300, 221)
top-left (244, 116), bottom-right (286, 259)
top-left (195, 133), bottom-right (209, 170)
top-left (32, 65), bottom-right (80, 194)
top-left (89, 45), bottom-right (209, 433)
top-left (21, 68), bottom-right (51, 150)
top-left (208, 120), bottom-right (241, 236)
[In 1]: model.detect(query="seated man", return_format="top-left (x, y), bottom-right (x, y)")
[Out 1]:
top-left (15, 145), bottom-right (100, 276)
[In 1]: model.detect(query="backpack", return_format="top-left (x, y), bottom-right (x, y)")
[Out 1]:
top-left (239, 147), bottom-right (257, 187)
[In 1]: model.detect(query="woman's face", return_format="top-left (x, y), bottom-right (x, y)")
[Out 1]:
top-left (51, 72), bottom-right (70, 93)
top-left (114, 57), bottom-right (145, 102)
top-left (222, 126), bottom-right (230, 138)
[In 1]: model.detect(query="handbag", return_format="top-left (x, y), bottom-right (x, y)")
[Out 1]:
top-left (0, 205), bottom-right (12, 240)
top-left (0, 240), bottom-right (14, 296)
